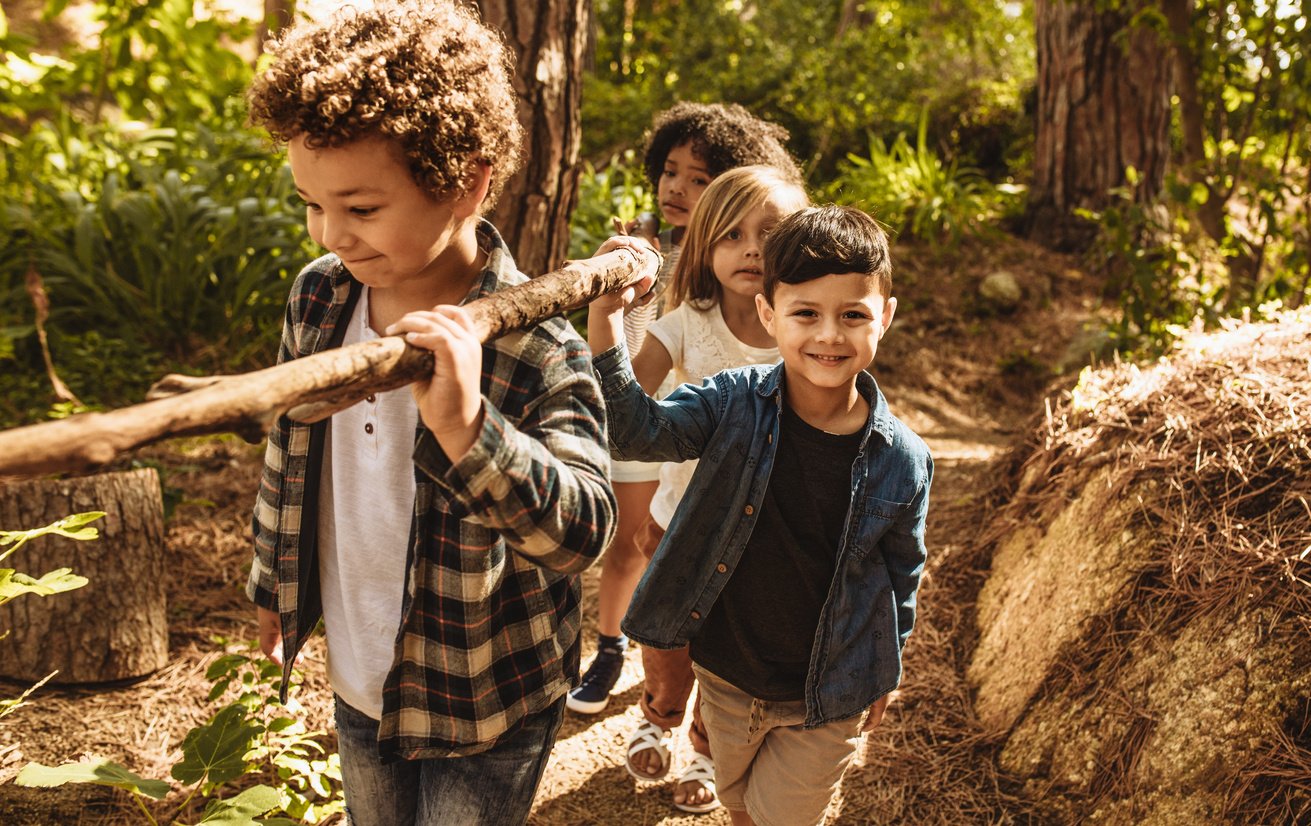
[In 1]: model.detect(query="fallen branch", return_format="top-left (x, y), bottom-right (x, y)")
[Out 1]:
top-left (0, 246), bottom-right (658, 478)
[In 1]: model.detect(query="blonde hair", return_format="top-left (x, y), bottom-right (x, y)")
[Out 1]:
top-left (666, 166), bottom-right (810, 310)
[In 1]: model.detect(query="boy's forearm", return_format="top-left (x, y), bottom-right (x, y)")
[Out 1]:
top-left (593, 344), bottom-right (712, 464)
top-left (586, 304), bottom-right (625, 354)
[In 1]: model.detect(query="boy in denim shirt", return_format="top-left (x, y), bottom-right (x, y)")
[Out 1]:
top-left (590, 205), bottom-right (932, 825)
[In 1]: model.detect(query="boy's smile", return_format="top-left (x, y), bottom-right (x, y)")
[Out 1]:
top-left (657, 142), bottom-right (712, 228)
top-left (288, 135), bottom-right (485, 317)
top-left (757, 272), bottom-right (896, 399)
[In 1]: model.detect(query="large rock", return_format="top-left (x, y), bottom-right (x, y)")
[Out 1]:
top-left (967, 311), bottom-right (1311, 824)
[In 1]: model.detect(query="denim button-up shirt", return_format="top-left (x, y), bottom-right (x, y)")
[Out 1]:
top-left (596, 344), bottom-right (932, 727)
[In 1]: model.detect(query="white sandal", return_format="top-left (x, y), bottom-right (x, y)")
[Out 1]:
top-left (625, 720), bottom-right (673, 781)
top-left (673, 753), bottom-right (721, 814)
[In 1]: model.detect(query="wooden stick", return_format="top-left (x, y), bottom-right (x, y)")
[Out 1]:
top-left (0, 246), bottom-right (658, 478)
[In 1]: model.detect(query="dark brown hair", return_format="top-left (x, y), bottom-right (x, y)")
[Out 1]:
top-left (642, 102), bottom-right (802, 190)
top-left (762, 205), bottom-right (892, 303)
top-left (246, 0), bottom-right (523, 205)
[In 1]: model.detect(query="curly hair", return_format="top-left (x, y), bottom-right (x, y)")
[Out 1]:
top-left (642, 102), bottom-right (801, 190)
top-left (246, 0), bottom-right (523, 206)
top-left (667, 165), bottom-right (810, 310)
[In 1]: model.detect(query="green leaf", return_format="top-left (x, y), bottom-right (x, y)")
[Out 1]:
top-left (193, 784), bottom-right (281, 825)
top-left (16, 758), bottom-right (172, 799)
top-left (172, 704), bottom-right (263, 786)
top-left (0, 568), bottom-right (89, 600)
top-left (205, 653), bottom-right (249, 682)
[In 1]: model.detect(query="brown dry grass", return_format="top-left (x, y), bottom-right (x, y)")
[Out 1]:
top-left (979, 310), bottom-right (1311, 823)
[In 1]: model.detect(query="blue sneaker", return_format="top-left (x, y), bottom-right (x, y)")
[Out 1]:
top-left (567, 644), bottom-right (626, 714)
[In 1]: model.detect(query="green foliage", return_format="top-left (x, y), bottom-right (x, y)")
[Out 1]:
top-left (17, 758), bottom-right (173, 800)
top-left (0, 512), bottom-right (103, 721)
top-left (1, 120), bottom-right (311, 372)
top-left (1077, 171), bottom-right (1223, 357)
top-left (567, 149), bottom-right (656, 260)
top-left (16, 642), bottom-right (344, 825)
top-left (1179, 0), bottom-right (1311, 300)
top-left (0, 1), bottom-right (309, 422)
top-left (0, 512), bottom-right (102, 607)
top-left (828, 112), bottom-right (1019, 245)
top-left (583, 0), bottom-right (1035, 178)
top-left (1, 0), bottom-right (254, 130)
top-left (173, 704), bottom-right (265, 788)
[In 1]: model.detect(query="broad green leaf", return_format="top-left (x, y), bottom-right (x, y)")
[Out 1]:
top-left (16, 758), bottom-right (171, 799)
top-left (172, 704), bottom-right (263, 786)
top-left (0, 568), bottom-right (89, 600)
top-left (205, 653), bottom-right (249, 682)
top-left (192, 784), bottom-right (281, 825)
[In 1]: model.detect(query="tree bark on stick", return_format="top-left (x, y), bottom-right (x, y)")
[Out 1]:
top-left (0, 246), bottom-right (658, 479)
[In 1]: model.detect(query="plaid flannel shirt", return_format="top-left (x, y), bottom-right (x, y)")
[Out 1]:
top-left (248, 221), bottom-right (616, 759)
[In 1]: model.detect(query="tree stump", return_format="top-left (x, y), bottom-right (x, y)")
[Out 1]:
top-left (0, 468), bottom-right (168, 683)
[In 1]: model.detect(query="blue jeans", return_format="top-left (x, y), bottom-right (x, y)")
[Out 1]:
top-left (334, 695), bottom-right (566, 826)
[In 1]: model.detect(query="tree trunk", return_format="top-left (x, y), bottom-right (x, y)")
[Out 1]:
top-left (256, 0), bottom-right (295, 55)
top-left (478, 0), bottom-right (590, 275)
top-left (0, 469), bottom-right (167, 684)
top-left (1026, 0), bottom-right (1174, 250)
top-left (1161, 0), bottom-right (1227, 244)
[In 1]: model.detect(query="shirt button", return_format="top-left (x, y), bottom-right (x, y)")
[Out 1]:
top-left (767, 432), bottom-right (773, 444)
top-left (690, 610), bottom-right (701, 620)
top-left (744, 505), bottom-right (754, 515)
top-left (364, 423), bottom-right (374, 434)
top-left (716, 563), bottom-right (727, 573)
top-left (366, 394), bottom-right (377, 403)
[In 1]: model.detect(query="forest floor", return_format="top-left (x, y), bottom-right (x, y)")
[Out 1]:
top-left (0, 232), bottom-right (1101, 824)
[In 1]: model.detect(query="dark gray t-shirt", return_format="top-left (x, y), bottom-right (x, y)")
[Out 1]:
top-left (691, 402), bottom-right (862, 700)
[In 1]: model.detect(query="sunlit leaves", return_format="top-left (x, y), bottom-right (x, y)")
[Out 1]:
top-left (0, 567), bottom-right (89, 600)
top-left (16, 758), bottom-right (172, 800)
top-left (193, 784), bottom-right (282, 825)
top-left (172, 704), bottom-right (264, 788)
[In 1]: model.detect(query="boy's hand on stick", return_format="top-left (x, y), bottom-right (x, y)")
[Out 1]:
top-left (387, 306), bottom-right (486, 462)
top-left (586, 232), bottom-right (657, 355)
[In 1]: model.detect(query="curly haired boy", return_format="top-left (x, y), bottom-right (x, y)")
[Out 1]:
top-left (245, 3), bottom-right (616, 824)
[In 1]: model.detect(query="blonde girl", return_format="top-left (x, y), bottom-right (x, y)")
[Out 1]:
top-left (588, 164), bottom-right (810, 814)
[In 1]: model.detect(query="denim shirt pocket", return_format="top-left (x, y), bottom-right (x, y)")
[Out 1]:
top-left (846, 496), bottom-right (909, 561)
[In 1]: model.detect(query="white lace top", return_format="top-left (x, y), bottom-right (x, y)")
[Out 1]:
top-left (645, 300), bottom-right (780, 528)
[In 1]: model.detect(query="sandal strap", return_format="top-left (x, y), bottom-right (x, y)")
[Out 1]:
top-left (625, 720), bottom-right (673, 780)
top-left (677, 753), bottom-right (716, 785)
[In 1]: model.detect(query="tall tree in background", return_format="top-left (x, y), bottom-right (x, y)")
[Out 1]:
top-left (1026, 0), bottom-right (1173, 249)
top-left (479, 0), bottom-right (589, 275)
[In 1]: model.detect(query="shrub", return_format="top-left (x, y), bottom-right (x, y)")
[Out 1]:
top-left (567, 149), bottom-right (656, 261)
top-left (827, 112), bottom-right (1016, 246)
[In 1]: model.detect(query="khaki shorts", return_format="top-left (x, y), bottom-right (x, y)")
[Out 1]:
top-left (693, 664), bottom-right (865, 826)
